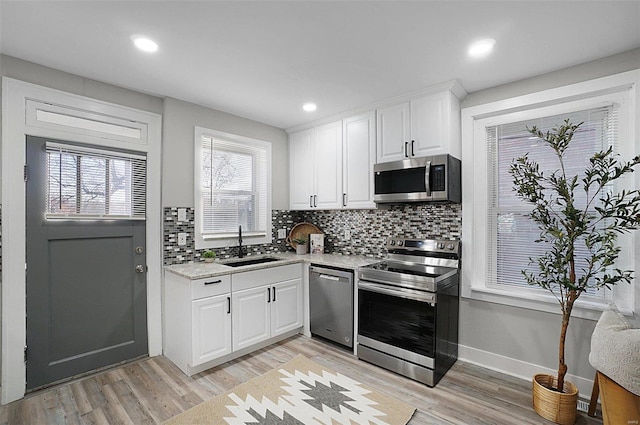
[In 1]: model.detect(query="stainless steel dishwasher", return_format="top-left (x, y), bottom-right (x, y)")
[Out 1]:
top-left (309, 265), bottom-right (354, 348)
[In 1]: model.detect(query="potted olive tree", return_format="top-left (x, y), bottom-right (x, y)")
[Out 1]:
top-left (510, 120), bottom-right (640, 425)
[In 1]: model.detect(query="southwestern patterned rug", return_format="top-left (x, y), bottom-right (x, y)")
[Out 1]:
top-left (165, 354), bottom-right (416, 425)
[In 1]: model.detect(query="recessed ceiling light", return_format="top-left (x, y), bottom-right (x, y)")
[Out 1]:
top-left (131, 35), bottom-right (158, 53)
top-left (302, 103), bottom-right (317, 112)
top-left (468, 38), bottom-right (495, 58)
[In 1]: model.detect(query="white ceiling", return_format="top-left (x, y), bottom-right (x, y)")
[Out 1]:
top-left (1, 1), bottom-right (639, 130)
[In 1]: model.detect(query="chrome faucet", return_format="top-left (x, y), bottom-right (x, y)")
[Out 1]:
top-left (238, 225), bottom-right (245, 258)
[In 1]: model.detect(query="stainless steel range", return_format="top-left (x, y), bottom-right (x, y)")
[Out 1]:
top-left (357, 237), bottom-right (460, 387)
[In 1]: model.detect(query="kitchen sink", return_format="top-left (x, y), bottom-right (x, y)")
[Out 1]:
top-left (223, 257), bottom-right (281, 267)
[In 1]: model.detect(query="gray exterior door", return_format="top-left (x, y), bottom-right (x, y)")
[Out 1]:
top-left (25, 136), bottom-right (148, 390)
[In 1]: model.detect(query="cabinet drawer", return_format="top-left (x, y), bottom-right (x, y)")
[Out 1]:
top-left (232, 264), bottom-right (302, 292)
top-left (191, 275), bottom-right (231, 300)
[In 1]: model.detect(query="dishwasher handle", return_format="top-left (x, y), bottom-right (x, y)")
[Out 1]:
top-left (318, 274), bottom-right (340, 281)
top-left (309, 265), bottom-right (353, 281)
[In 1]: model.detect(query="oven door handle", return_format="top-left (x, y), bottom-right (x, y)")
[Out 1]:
top-left (358, 281), bottom-right (436, 303)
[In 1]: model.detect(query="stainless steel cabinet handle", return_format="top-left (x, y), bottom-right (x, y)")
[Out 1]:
top-left (411, 140), bottom-right (415, 156)
top-left (227, 296), bottom-right (231, 314)
top-left (272, 286), bottom-right (276, 301)
top-left (310, 195), bottom-right (313, 208)
top-left (313, 194), bottom-right (317, 207)
top-left (404, 141), bottom-right (408, 157)
top-left (343, 193), bottom-right (347, 207)
top-left (267, 287), bottom-right (271, 303)
top-left (135, 265), bottom-right (145, 273)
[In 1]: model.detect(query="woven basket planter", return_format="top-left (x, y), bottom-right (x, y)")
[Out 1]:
top-left (532, 374), bottom-right (579, 425)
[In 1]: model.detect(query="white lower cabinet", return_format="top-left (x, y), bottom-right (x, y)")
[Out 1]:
top-left (232, 265), bottom-right (303, 351)
top-left (164, 263), bottom-right (303, 376)
top-left (192, 294), bottom-right (232, 365)
top-left (232, 286), bottom-right (270, 351)
top-left (271, 279), bottom-right (303, 335)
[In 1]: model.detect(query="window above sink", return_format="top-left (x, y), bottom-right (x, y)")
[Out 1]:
top-left (194, 126), bottom-right (273, 250)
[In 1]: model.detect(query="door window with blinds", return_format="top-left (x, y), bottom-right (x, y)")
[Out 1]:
top-left (46, 143), bottom-right (146, 220)
top-left (486, 106), bottom-right (617, 300)
top-left (194, 127), bottom-right (272, 249)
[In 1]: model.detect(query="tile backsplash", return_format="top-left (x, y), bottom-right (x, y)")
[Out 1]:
top-left (163, 208), bottom-right (295, 265)
top-left (297, 203), bottom-right (461, 258)
top-left (164, 204), bottom-right (461, 265)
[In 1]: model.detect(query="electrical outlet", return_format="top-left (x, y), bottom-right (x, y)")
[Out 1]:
top-left (344, 229), bottom-right (351, 240)
top-left (178, 232), bottom-right (187, 246)
top-left (177, 208), bottom-right (187, 222)
top-left (277, 228), bottom-right (287, 239)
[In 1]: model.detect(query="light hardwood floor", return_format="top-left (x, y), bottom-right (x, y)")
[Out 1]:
top-left (1, 335), bottom-right (602, 424)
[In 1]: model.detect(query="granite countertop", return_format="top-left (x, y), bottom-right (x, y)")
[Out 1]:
top-left (164, 252), bottom-right (381, 280)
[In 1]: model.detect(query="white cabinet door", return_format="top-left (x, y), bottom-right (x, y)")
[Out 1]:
top-left (410, 91), bottom-right (448, 158)
top-left (376, 102), bottom-right (410, 163)
top-left (343, 112), bottom-right (376, 209)
top-left (289, 129), bottom-right (314, 210)
top-left (313, 121), bottom-right (343, 209)
top-left (232, 286), bottom-right (270, 351)
top-left (191, 294), bottom-right (232, 366)
top-left (270, 279), bottom-right (303, 337)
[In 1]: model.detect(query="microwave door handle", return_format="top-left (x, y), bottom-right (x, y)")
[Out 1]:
top-left (424, 160), bottom-right (432, 196)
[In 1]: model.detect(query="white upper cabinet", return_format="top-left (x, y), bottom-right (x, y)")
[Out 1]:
top-left (376, 102), bottom-right (410, 163)
top-left (314, 121), bottom-right (343, 209)
top-left (376, 89), bottom-right (462, 163)
top-left (289, 129), bottom-right (314, 210)
top-left (343, 112), bottom-right (376, 209)
top-left (289, 121), bottom-right (343, 210)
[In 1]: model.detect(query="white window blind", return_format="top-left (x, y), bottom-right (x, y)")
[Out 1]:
top-left (46, 143), bottom-right (146, 220)
top-left (200, 136), bottom-right (268, 238)
top-left (486, 105), bottom-right (617, 298)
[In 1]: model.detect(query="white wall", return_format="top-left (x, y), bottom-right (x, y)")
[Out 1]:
top-left (162, 97), bottom-right (289, 209)
top-left (458, 48), bottom-right (640, 394)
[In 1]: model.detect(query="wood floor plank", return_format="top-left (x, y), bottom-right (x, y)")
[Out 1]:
top-left (69, 381), bottom-right (93, 416)
top-left (0, 334), bottom-right (603, 425)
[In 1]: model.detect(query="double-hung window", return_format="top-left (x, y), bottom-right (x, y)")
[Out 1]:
top-left (461, 72), bottom-right (638, 318)
top-left (486, 106), bottom-right (615, 300)
top-left (194, 127), bottom-right (272, 249)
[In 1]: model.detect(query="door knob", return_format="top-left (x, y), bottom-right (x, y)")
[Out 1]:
top-left (135, 265), bottom-right (145, 273)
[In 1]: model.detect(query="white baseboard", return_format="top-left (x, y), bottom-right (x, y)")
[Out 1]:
top-left (458, 344), bottom-right (595, 399)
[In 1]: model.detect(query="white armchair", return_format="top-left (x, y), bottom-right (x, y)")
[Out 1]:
top-left (588, 306), bottom-right (640, 423)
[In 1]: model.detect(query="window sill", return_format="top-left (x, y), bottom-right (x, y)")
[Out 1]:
top-left (203, 232), bottom-right (266, 240)
top-left (466, 285), bottom-right (625, 320)
top-left (195, 234), bottom-right (272, 250)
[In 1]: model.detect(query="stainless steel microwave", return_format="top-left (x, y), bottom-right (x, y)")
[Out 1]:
top-left (373, 154), bottom-right (461, 203)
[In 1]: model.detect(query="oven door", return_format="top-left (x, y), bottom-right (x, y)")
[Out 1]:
top-left (358, 281), bottom-right (436, 361)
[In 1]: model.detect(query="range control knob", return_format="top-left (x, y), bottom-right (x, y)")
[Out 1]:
top-left (397, 240), bottom-right (404, 246)
top-left (437, 242), bottom-right (445, 249)
top-left (447, 243), bottom-right (455, 250)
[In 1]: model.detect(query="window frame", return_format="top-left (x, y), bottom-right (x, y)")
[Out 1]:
top-left (45, 142), bottom-right (147, 220)
top-left (461, 71), bottom-right (639, 320)
top-left (194, 126), bottom-right (272, 250)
